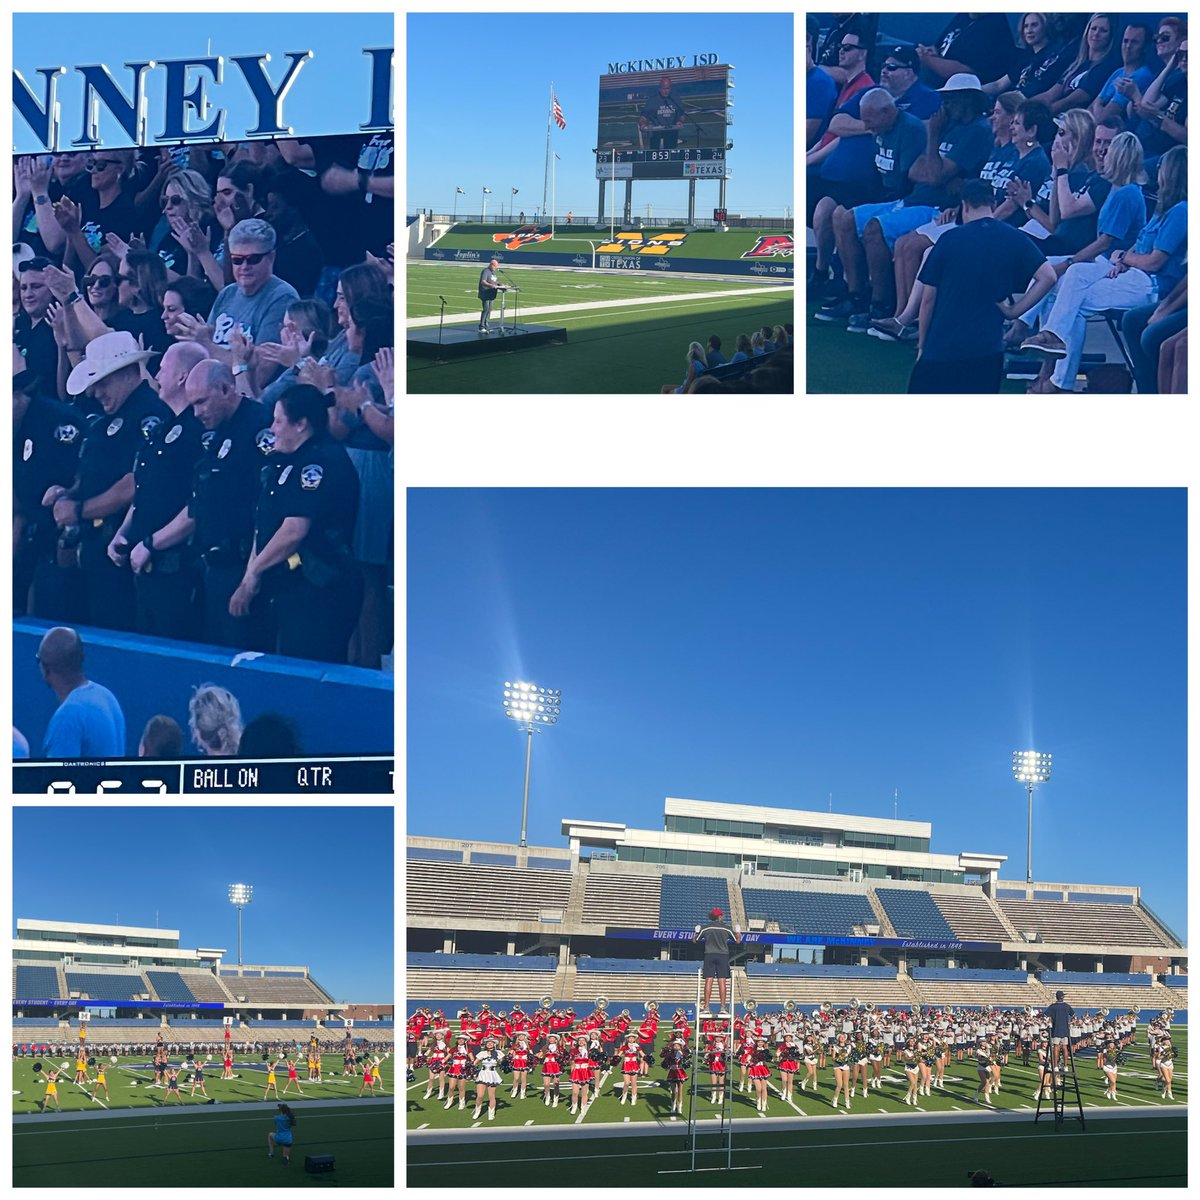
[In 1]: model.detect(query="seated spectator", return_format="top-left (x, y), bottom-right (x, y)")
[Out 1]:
top-left (139, 714), bottom-right (184, 759)
top-left (188, 683), bottom-right (243, 756)
top-left (37, 626), bottom-right (126, 758)
top-left (1123, 39), bottom-right (1188, 171)
top-left (42, 148), bottom-right (141, 270)
top-left (772, 324), bottom-right (790, 348)
top-left (814, 14), bottom-right (880, 83)
top-left (1021, 144), bottom-right (1186, 391)
top-left (916, 13), bottom-right (1017, 87)
top-left (990, 100), bottom-right (1054, 224)
top-left (1157, 326), bottom-right (1186, 392)
top-left (908, 178), bottom-right (1056, 393)
top-left (239, 713), bottom-right (303, 757)
top-left (982, 13), bottom-right (1073, 98)
top-left (250, 297), bottom-right (334, 400)
top-left (1090, 22), bottom-right (1156, 124)
top-left (1030, 13), bottom-right (1121, 114)
top-left (686, 374), bottom-right (732, 394)
top-left (706, 334), bottom-right (726, 368)
top-left (807, 17), bottom-right (838, 148)
top-left (659, 342), bottom-right (707, 393)
top-left (81, 253), bottom-right (123, 324)
top-left (760, 325), bottom-right (777, 352)
top-left (730, 333), bottom-right (753, 363)
top-left (749, 345), bottom-right (794, 393)
top-left (1123, 275), bottom-right (1186, 393)
top-left (161, 275), bottom-right (218, 341)
top-left (750, 331), bottom-right (766, 356)
top-left (809, 23), bottom-right (876, 164)
top-left (265, 170), bottom-right (325, 298)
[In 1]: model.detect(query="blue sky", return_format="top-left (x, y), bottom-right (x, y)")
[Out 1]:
top-left (408, 489), bottom-right (1186, 939)
top-left (13, 807), bottom-right (394, 1002)
top-left (14, 12), bottom-right (394, 153)
top-left (406, 13), bottom-right (794, 220)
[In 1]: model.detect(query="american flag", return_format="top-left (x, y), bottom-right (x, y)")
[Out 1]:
top-left (552, 92), bottom-right (566, 130)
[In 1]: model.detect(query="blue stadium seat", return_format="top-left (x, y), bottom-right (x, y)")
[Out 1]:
top-left (660, 875), bottom-right (732, 928)
top-left (875, 889), bottom-right (955, 940)
top-left (741, 889), bottom-right (874, 936)
top-left (15, 965), bottom-right (61, 1000)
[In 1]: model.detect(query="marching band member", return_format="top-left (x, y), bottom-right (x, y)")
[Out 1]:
top-left (1098, 1038), bottom-right (1121, 1100)
top-left (509, 1034), bottom-right (531, 1099)
top-left (901, 1039), bottom-right (921, 1106)
top-left (777, 1034), bottom-right (799, 1103)
top-left (746, 1037), bottom-right (772, 1113)
top-left (540, 1036), bottom-right (564, 1107)
top-left (444, 1035), bottom-right (472, 1111)
top-left (974, 1037), bottom-right (994, 1107)
top-left (830, 1032), bottom-right (853, 1109)
top-left (424, 1037), bottom-right (448, 1100)
top-left (568, 1037), bottom-right (593, 1115)
top-left (663, 1036), bottom-right (691, 1115)
top-left (471, 1036), bottom-right (503, 1121)
top-left (801, 1035), bottom-right (820, 1092)
top-left (706, 1036), bottom-right (727, 1106)
top-left (619, 1033), bottom-right (644, 1105)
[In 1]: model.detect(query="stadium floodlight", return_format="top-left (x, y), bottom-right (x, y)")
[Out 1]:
top-left (228, 882), bottom-right (253, 966)
top-left (1012, 751), bottom-right (1052, 884)
top-left (502, 680), bottom-right (562, 849)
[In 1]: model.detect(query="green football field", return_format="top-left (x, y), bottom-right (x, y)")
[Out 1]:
top-left (408, 1030), bottom-right (1185, 1185)
top-left (407, 263), bottom-right (793, 394)
top-left (14, 1054), bottom-right (394, 1187)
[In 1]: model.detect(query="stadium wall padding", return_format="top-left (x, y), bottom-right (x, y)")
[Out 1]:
top-left (424, 246), bottom-right (793, 279)
top-left (15, 619), bottom-right (393, 760)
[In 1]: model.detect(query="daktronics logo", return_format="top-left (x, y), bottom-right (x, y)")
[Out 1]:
top-left (741, 234), bottom-right (794, 260)
top-left (492, 224), bottom-right (554, 250)
top-left (595, 231), bottom-right (688, 256)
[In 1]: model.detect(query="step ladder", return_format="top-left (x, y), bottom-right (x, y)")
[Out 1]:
top-left (1034, 1031), bottom-right (1085, 1129)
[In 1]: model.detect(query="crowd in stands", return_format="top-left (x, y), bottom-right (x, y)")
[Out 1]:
top-left (807, 13), bottom-right (1187, 393)
top-left (661, 323), bottom-right (794, 393)
top-left (14, 132), bottom-right (394, 666)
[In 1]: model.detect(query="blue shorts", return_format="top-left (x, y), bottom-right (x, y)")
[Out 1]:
top-left (852, 202), bottom-right (939, 248)
top-left (274, 1130), bottom-right (293, 1146)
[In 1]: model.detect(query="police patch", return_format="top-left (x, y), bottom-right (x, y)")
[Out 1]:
top-left (106, 417), bottom-right (123, 437)
top-left (141, 415), bottom-right (163, 439)
top-left (201, 430), bottom-right (216, 449)
top-left (278, 464), bottom-right (293, 485)
top-left (300, 464), bottom-right (323, 490)
top-left (165, 424), bottom-right (183, 444)
top-left (53, 423), bottom-right (79, 445)
top-left (22, 439), bottom-right (33, 462)
top-left (255, 428), bottom-right (276, 455)
top-left (218, 438), bottom-right (232, 459)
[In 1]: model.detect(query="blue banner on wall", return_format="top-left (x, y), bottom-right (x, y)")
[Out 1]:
top-left (424, 246), bottom-right (793, 280)
top-left (605, 928), bottom-right (1003, 952)
top-left (15, 999), bottom-right (225, 1009)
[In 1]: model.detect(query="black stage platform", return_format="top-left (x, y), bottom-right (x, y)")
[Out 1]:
top-left (407, 323), bottom-right (568, 359)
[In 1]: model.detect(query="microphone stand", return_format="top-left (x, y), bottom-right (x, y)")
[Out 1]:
top-left (438, 296), bottom-right (447, 347)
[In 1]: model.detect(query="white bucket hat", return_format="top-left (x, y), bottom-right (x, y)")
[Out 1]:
top-left (938, 72), bottom-right (985, 94)
top-left (66, 330), bottom-right (154, 395)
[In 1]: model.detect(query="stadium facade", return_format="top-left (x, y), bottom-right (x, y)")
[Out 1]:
top-left (407, 797), bottom-right (1187, 1018)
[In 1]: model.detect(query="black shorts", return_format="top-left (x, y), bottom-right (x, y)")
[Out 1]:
top-left (703, 954), bottom-right (731, 981)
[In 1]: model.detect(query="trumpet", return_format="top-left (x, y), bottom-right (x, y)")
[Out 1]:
top-left (539, 995), bottom-right (554, 1010)
top-left (595, 996), bottom-right (609, 1012)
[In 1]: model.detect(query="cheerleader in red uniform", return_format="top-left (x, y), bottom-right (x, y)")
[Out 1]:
top-left (777, 1035), bottom-right (799, 1104)
top-left (664, 1036), bottom-right (690, 1115)
top-left (425, 1038), bottom-right (448, 1101)
top-left (509, 1035), bottom-right (531, 1099)
top-left (747, 1037), bottom-right (772, 1113)
top-left (619, 1034), bottom-right (644, 1105)
top-left (222, 1047), bottom-right (235, 1081)
top-left (801, 1036), bottom-right (819, 1092)
top-left (586, 1033), bottom-right (605, 1095)
top-left (444, 1035), bottom-right (472, 1111)
top-left (540, 1037), bottom-right (564, 1107)
top-left (568, 1037), bottom-right (593, 1115)
top-left (830, 1033), bottom-right (852, 1110)
top-left (707, 1037), bottom-right (728, 1107)
top-left (736, 1034), bottom-right (754, 1093)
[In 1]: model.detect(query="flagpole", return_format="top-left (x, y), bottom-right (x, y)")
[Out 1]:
top-left (552, 153), bottom-right (557, 240)
top-left (543, 82), bottom-right (553, 224)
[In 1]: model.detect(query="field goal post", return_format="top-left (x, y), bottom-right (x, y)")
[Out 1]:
top-left (541, 236), bottom-right (599, 271)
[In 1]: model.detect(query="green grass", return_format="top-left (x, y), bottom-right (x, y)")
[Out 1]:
top-left (408, 1031), bottom-right (1186, 1184)
top-left (407, 263), bottom-right (793, 394)
top-left (14, 1054), bottom-right (394, 1187)
top-left (429, 224), bottom-right (792, 262)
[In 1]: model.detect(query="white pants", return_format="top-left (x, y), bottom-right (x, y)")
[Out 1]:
top-left (1043, 262), bottom-right (1155, 388)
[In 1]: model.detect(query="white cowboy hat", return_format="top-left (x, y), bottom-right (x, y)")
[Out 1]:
top-left (66, 331), bottom-right (153, 395)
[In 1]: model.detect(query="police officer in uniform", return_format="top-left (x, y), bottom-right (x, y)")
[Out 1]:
top-left (134, 360), bottom-right (273, 649)
top-left (112, 342), bottom-right (209, 638)
top-left (230, 384), bottom-right (361, 662)
top-left (51, 332), bottom-right (171, 631)
top-left (13, 348), bottom-right (81, 617)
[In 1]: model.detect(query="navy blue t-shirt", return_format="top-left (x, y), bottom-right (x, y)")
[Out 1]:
top-left (918, 218), bottom-right (1047, 362)
top-left (1033, 165), bottom-right (1111, 252)
top-left (875, 111), bottom-right (928, 201)
top-left (906, 119), bottom-right (993, 209)
top-left (1058, 49), bottom-right (1122, 103)
top-left (1130, 71), bottom-right (1188, 158)
top-left (819, 91), bottom-right (879, 184)
top-left (931, 13), bottom-right (1015, 85)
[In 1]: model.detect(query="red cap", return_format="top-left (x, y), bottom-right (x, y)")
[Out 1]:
top-left (710, 907), bottom-right (723, 919)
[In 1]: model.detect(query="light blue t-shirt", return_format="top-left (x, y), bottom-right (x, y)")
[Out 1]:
top-left (1133, 201), bottom-right (1187, 297)
top-left (43, 681), bottom-right (126, 759)
top-left (1096, 64), bottom-right (1156, 107)
top-left (1096, 183), bottom-right (1147, 252)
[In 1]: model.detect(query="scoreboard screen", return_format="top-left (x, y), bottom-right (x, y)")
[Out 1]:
top-left (597, 65), bottom-right (730, 179)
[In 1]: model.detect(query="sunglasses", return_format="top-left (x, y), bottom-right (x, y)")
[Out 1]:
top-left (1155, 33), bottom-right (1174, 43)
top-left (159, 194), bottom-right (187, 208)
top-left (881, 61), bottom-right (907, 71)
top-left (839, 43), bottom-right (863, 51)
top-left (86, 158), bottom-right (122, 172)
top-left (82, 274), bottom-right (115, 287)
top-left (17, 259), bottom-right (50, 273)
top-left (229, 251), bottom-right (269, 266)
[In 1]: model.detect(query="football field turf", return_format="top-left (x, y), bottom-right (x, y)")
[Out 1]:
top-left (408, 1031), bottom-right (1186, 1186)
top-left (407, 263), bottom-right (793, 394)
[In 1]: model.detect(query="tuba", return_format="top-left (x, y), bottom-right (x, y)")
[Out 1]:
top-left (822, 1001), bottom-right (833, 1013)
top-left (911, 1004), bottom-right (921, 1015)
top-left (1023, 1005), bottom-right (1032, 1015)
top-left (1098, 1007), bottom-right (1109, 1019)
top-left (539, 995), bottom-right (554, 1010)
top-left (1130, 1008), bottom-right (1140, 1018)
top-left (620, 1008), bottom-right (630, 1019)
top-left (865, 1001), bottom-right (876, 1012)
top-left (744, 999), bottom-right (758, 1013)
top-left (595, 996), bottom-right (609, 1012)
top-left (646, 1001), bottom-right (659, 1014)
top-left (783, 999), bottom-right (796, 1013)
top-left (850, 998), bottom-right (860, 1010)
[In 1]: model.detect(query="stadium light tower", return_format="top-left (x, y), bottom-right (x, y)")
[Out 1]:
top-left (1012, 751), bottom-right (1052, 884)
top-left (503, 680), bottom-right (561, 848)
top-left (228, 882), bottom-right (253, 966)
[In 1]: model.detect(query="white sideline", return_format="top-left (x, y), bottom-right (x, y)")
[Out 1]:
top-left (406, 286), bottom-right (795, 329)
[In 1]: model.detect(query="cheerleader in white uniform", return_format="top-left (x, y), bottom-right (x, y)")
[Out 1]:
top-left (472, 1038), bottom-right (503, 1121)
top-left (1098, 1039), bottom-right (1121, 1100)
top-left (1156, 1038), bottom-right (1176, 1100)
top-left (510, 1035), bottom-right (531, 1098)
top-left (801, 1036), bottom-right (819, 1092)
top-left (567, 1038), bottom-right (592, 1115)
top-left (974, 1038), bottom-right (994, 1107)
top-left (830, 1034), bottom-right (852, 1110)
top-left (619, 1034), bottom-right (644, 1105)
top-left (901, 1042), bottom-right (920, 1106)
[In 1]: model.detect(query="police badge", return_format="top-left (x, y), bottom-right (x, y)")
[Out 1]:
top-left (300, 464), bottom-right (323, 489)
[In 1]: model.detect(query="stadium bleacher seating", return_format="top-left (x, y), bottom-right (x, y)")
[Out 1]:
top-left (407, 860), bottom-right (574, 922)
top-left (15, 965), bottom-right (62, 1000)
top-left (659, 875), bottom-right (732, 928)
top-left (582, 871), bottom-right (663, 928)
top-left (64, 971), bottom-right (149, 1000)
top-left (220, 975), bottom-right (333, 1005)
top-left (875, 888), bottom-right (956, 940)
top-left (407, 953), bottom-right (558, 1003)
top-left (741, 887), bottom-right (875, 936)
top-left (930, 891), bottom-right (1014, 942)
top-left (997, 898), bottom-right (1170, 947)
top-left (145, 971), bottom-right (198, 1003)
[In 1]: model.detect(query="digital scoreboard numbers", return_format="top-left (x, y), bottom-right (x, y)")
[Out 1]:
top-left (15, 757), bottom-right (395, 794)
top-left (596, 64), bottom-right (731, 181)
